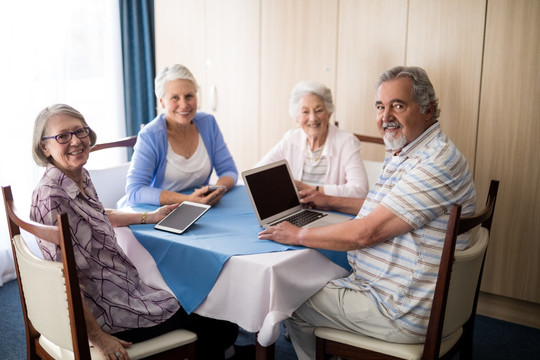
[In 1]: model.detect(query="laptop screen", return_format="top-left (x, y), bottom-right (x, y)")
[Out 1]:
top-left (243, 161), bottom-right (300, 220)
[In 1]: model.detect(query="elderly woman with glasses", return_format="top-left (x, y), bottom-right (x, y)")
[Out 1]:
top-left (30, 104), bottom-right (239, 360)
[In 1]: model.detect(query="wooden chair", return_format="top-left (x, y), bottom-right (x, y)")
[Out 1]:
top-left (90, 135), bottom-right (137, 152)
top-left (315, 179), bottom-right (500, 360)
top-left (354, 134), bottom-right (385, 190)
top-left (2, 185), bottom-right (197, 360)
top-left (88, 135), bottom-right (137, 208)
top-left (353, 134), bottom-right (385, 145)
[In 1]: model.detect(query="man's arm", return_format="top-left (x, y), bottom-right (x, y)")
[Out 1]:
top-left (298, 188), bottom-right (365, 215)
top-left (258, 204), bottom-right (413, 251)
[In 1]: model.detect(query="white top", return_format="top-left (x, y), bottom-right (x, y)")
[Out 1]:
top-left (301, 145), bottom-right (328, 185)
top-left (162, 134), bottom-right (211, 191)
top-left (114, 227), bottom-right (349, 347)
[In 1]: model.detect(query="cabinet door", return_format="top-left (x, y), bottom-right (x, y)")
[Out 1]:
top-left (205, 0), bottom-right (260, 173)
top-left (154, 0), bottom-right (206, 92)
top-left (259, 0), bottom-right (338, 159)
top-left (406, 0), bottom-right (486, 170)
top-left (155, 0), bottom-right (260, 174)
top-left (335, 0), bottom-right (408, 161)
top-left (475, 0), bottom-right (540, 303)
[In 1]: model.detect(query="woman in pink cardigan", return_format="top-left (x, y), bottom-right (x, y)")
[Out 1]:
top-left (256, 81), bottom-right (369, 215)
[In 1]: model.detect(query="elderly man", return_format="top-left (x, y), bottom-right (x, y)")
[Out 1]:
top-left (258, 65), bottom-right (476, 360)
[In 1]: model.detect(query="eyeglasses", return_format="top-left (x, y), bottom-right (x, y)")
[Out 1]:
top-left (41, 127), bottom-right (91, 144)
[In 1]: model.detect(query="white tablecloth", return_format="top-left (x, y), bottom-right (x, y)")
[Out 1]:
top-left (115, 227), bottom-right (349, 347)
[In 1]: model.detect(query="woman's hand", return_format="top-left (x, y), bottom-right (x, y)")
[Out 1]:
top-left (148, 204), bottom-right (179, 223)
top-left (84, 301), bottom-right (132, 360)
top-left (294, 180), bottom-right (313, 192)
top-left (91, 330), bottom-right (132, 360)
top-left (188, 185), bottom-right (227, 206)
top-left (299, 188), bottom-right (365, 215)
top-left (298, 188), bottom-right (331, 211)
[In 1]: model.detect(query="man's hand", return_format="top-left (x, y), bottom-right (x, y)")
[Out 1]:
top-left (258, 221), bottom-right (303, 245)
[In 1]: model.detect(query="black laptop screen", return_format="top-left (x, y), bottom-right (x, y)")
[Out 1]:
top-left (244, 163), bottom-right (300, 220)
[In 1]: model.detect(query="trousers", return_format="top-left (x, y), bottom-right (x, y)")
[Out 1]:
top-left (114, 307), bottom-right (238, 359)
top-left (285, 283), bottom-right (420, 360)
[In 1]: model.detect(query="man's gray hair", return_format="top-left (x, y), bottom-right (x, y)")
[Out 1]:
top-left (376, 66), bottom-right (440, 121)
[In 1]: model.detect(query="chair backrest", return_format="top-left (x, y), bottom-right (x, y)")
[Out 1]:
top-left (88, 135), bottom-right (137, 208)
top-left (353, 134), bottom-right (385, 145)
top-left (354, 134), bottom-right (385, 190)
top-left (2, 185), bottom-right (91, 360)
top-left (90, 135), bottom-right (137, 152)
top-left (443, 226), bottom-right (488, 335)
top-left (362, 160), bottom-right (384, 191)
top-left (423, 179), bottom-right (499, 359)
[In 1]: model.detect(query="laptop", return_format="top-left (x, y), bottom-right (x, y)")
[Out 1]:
top-left (242, 159), bottom-right (352, 228)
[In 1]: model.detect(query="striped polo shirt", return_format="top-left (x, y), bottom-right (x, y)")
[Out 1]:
top-left (331, 122), bottom-right (476, 340)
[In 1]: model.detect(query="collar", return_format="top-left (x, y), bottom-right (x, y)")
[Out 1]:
top-left (393, 121), bottom-right (441, 158)
top-left (44, 164), bottom-right (84, 200)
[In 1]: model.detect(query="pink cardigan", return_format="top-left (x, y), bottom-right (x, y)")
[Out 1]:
top-left (256, 124), bottom-right (369, 198)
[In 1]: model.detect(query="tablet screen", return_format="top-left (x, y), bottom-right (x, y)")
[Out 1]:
top-left (154, 201), bottom-right (211, 234)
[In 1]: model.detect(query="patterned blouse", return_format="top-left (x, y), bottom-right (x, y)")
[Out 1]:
top-left (30, 165), bottom-right (180, 333)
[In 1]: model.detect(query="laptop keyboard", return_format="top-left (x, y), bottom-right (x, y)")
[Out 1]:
top-left (274, 210), bottom-right (327, 227)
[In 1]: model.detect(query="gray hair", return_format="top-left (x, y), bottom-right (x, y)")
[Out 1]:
top-left (32, 104), bottom-right (97, 167)
top-left (154, 64), bottom-right (199, 100)
top-left (288, 81), bottom-right (334, 118)
top-left (376, 66), bottom-right (440, 121)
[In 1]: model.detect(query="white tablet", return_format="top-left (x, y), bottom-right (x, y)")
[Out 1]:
top-left (154, 201), bottom-right (211, 235)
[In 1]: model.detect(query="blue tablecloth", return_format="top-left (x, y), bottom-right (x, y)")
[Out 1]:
top-left (129, 186), bottom-right (351, 313)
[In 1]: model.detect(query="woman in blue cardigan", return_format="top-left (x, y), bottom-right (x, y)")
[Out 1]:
top-left (122, 64), bottom-right (238, 207)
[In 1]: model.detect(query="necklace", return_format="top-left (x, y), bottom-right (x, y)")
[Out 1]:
top-left (168, 123), bottom-right (197, 159)
top-left (305, 139), bottom-right (325, 162)
top-left (184, 135), bottom-right (196, 158)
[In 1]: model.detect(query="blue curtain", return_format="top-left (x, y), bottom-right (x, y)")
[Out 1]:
top-left (119, 0), bottom-right (155, 137)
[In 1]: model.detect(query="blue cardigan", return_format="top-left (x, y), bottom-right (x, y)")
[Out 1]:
top-left (121, 112), bottom-right (238, 206)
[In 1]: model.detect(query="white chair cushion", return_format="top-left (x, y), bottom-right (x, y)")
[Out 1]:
top-left (87, 162), bottom-right (130, 208)
top-left (363, 160), bottom-right (383, 190)
top-left (39, 329), bottom-right (197, 360)
top-left (315, 326), bottom-right (462, 360)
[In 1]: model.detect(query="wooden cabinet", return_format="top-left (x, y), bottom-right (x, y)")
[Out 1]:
top-left (335, 0), bottom-right (485, 164)
top-left (335, 0), bottom-right (408, 161)
top-left (155, 0), bottom-right (260, 173)
top-left (406, 0), bottom-right (486, 169)
top-left (154, 1), bottom-right (205, 85)
top-left (260, 0), bottom-right (339, 160)
top-left (155, 0), bottom-right (540, 316)
top-left (474, 0), bottom-right (540, 303)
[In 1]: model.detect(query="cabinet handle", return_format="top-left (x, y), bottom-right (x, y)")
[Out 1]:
top-left (210, 85), bottom-right (217, 112)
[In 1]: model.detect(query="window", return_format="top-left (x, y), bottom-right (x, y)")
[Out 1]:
top-left (0, 0), bottom-right (125, 285)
